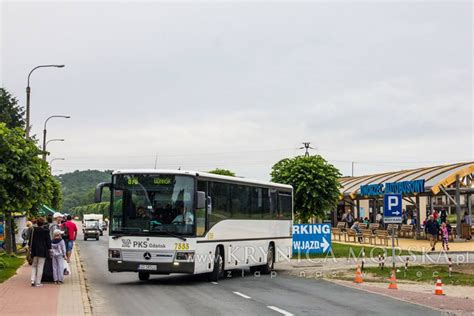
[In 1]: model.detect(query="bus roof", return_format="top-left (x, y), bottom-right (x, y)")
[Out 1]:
top-left (113, 169), bottom-right (293, 190)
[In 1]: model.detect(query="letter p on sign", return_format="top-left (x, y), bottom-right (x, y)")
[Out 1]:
top-left (388, 196), bottom-right (399, 210)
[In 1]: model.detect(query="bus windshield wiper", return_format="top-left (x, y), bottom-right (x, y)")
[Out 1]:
top-left (154, 230), bottom-right (187, 241)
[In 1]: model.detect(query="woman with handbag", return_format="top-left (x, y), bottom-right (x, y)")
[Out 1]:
top-left (29, 217), bottom-right (52, 287)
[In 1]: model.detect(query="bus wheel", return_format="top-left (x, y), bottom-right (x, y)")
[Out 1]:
top-left (261, 244), bottom-right (274, 275)
top-left (209, 247), bottom-right (224, 282)
top-left (138, 272), bottom-right (150, 281)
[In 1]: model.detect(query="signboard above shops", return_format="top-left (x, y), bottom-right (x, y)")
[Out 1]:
top-left (360, 179), bottom-right (425, 197)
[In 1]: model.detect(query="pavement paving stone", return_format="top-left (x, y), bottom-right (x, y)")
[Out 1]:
top-left (0, 242), bottom-right (87, 316)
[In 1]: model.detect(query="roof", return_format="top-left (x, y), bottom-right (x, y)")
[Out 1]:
top-left (113, 169), bottom-right (293, 190)
top-left (340, 161), bottom-right (474, 198)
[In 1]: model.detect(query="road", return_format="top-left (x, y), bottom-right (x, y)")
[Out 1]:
top-left (76, 230), bottom-right (439, 316)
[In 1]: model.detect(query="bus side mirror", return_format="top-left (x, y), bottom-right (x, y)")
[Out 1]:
top-left (196, 191), bottom-right (206, 209)
top-left (207, 196), bottom-right (212, 214)
top-left (95, 182), bottom-right (111, 203)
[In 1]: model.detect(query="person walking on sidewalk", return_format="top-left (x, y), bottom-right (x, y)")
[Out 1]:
top-left (49, 212), bottom-right (63, 239)
top-left (62, 215), bottom-right (77, 263)
top-left (440, 222), bottom-right (450, 251)
top-left (51, 229), bottom-right (67, 284)
top-left (29, 217), bottom-right (52, 287)
top-left (425, 215), bottom-right (439, 251)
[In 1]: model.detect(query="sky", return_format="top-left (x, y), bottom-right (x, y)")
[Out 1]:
top-left (1, 1), bottom-right (472, 181)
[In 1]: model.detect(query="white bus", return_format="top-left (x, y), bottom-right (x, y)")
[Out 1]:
top-left (95, 169), bottom-right (293, 281)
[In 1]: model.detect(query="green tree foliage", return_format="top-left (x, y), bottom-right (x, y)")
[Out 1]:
top-left (271, 155), bottom-right (341, 222)
top-left (56, 170), bottom-right (111, 211)
top-left (0, 88), bottom-right (25, 129)
top-left (208, 168), bottom-right (236, 177)
top-left (0, 123), bottom-right (59, 253)
top-left (69, 202), bottom-right (110, 219)
top-left (0, 123), bottom-right (56, 212)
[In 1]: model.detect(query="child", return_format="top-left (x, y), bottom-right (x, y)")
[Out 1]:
top-left (440, 222), bottom-right (449, 251)
top-left (51, 229), bottom-right (67, 284)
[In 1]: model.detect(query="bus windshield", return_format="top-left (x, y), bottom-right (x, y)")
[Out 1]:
top-left (111, 174), bottom-right (195, 236)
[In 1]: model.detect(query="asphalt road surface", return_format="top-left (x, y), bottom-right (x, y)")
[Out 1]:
top-left (76, 230), bottom-right (439, 316)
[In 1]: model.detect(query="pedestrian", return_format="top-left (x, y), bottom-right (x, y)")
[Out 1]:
top-left (62, 215), bottom-right (78, 262)
top-left (363, 217), bottom-right (369, 226)
top-left (50, 229), bottom-right (67, 284)
top-left (433, 209), bottom-right (439, 221)
top-left (49, 212), bottom-right (64, 239)
top-left (424, 215), bottom-right (439, 251)
top-left (346, 212), bottom-right (354, 228)
top-left (29, 217), bottom-right (52, 287)
top-left (463, 211), bottom-right (472, 240)
top-left (376, 212), bottom-right (382, 224)
top-left (21, 221), bottom-right (33, 247)
top-left (440, 222), bottom-right (449, 251)
top-left (440, 209), bottom-right (447, 224)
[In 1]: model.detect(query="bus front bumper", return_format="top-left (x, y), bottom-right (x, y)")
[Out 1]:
top-left (108, 259), bottom-right (194, 274)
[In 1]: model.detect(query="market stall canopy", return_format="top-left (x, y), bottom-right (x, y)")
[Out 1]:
top-left (38, 205), bottom-right (58, 216)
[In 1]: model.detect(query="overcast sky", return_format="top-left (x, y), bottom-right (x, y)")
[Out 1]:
top-left (1, 1), bottom-right (472, 180)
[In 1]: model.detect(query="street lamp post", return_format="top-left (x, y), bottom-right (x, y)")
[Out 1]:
top-left (26, 64), bottom-right (65, 138)
top-left (42, 115), bottom-right (70, 160)
top-left (50, 158), bottom-right (65, 169)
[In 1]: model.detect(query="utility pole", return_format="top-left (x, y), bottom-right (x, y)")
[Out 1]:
top-left (299, 142), bottom-right (314, 157)
top-left (154, 153), bottom-right (158, 169)
top-left (352, 161), bottom-right (355, 177)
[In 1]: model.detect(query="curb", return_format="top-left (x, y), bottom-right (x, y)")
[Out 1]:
top-left (74, 245), bottom-right (93, 315)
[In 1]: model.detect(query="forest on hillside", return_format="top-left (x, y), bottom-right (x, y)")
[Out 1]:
top-left (56, 170), bottom-right (112, 211)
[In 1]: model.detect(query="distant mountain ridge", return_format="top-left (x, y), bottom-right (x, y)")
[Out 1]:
top-left (56, 169), bottom-right (112, 211)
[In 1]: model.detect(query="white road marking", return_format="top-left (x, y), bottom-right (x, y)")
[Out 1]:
top-left (211, 282), bottom-right (219, 285)
top-left (233, 291), bottom-right (251, 299)
top-left (267, 306), bottom-right (294, 316)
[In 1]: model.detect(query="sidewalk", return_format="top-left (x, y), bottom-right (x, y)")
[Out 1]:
top-left (0, 246), bottom-right (89, 316)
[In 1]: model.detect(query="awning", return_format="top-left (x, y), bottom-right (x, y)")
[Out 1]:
top-left (340, 161), bottom-right (474, 199)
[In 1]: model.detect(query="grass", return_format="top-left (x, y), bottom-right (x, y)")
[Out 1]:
top-left (293, 242), bottom-right (421, 259)
top-left (0, 254), bottom-right (25, 283)
top-left (363, 265), bottom-right (474, 286)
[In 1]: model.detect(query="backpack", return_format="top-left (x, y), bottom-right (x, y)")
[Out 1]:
top-left (62, 223), bottom-right (70, 241)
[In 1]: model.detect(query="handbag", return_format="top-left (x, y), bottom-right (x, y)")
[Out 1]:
top-left (26, 228), bottom-right (34, 265)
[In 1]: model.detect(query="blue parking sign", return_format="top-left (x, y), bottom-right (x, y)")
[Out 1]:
top-left (292, 224), bottom-right (332, 254)
top-left (383, 194), bottom-right (402, 223)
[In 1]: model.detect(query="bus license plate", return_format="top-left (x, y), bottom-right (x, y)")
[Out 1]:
top-left (138, 264), bottom-right (157, 271)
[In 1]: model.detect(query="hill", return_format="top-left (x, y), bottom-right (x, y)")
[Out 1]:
top-left (56, 170), bottom-right (112, 211)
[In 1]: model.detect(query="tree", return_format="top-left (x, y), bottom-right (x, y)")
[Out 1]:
top-left (271, 155), bottom-right (341, 222)
top-left (208, 168), bottom-right (236, 177)
top-left (0, 123), bottom-right (56, 253)
top-left (0, 88), bottom-right (25, 129)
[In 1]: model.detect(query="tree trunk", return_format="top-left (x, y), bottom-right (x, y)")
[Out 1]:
top-left (4, 212), bottom-right (13, 255)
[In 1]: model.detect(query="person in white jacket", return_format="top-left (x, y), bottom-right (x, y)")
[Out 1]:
top-left (51, 229), bottom-right (67, 284)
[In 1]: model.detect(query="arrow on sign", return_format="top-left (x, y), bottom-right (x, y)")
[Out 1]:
top-left (392, 211), bottom-right (401, 215)
top-left (321, 237), bottom-right (330, 252)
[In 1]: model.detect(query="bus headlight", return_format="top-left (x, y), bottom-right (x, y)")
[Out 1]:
top-left (109, 249), bottom-right (121, 259)
top-left (175, 252), bottom-right (194, 262)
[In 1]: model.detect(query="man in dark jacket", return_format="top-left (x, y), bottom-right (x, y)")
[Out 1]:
top-left (424, 215), bottom-right (439, 251)
top-left (29, 217), bottom-right (52, 286)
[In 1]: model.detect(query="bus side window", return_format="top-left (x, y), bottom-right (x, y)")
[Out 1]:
top-left (269, 190), bottom-right (278, 219)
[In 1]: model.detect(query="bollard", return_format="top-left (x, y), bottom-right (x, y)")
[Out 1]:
top-left (378, 253), bottom-right (385, 271)
top-left (404, 257), bottom-right (409, 277)
top-left (448, 257), bottom-right (452, 277)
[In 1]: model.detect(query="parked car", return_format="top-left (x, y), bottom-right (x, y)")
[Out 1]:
top-left (83, 219), bottom-right (101, 241)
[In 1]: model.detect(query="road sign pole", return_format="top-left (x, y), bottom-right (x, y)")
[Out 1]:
top-left (392, 226), bottom-right (395, 269)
